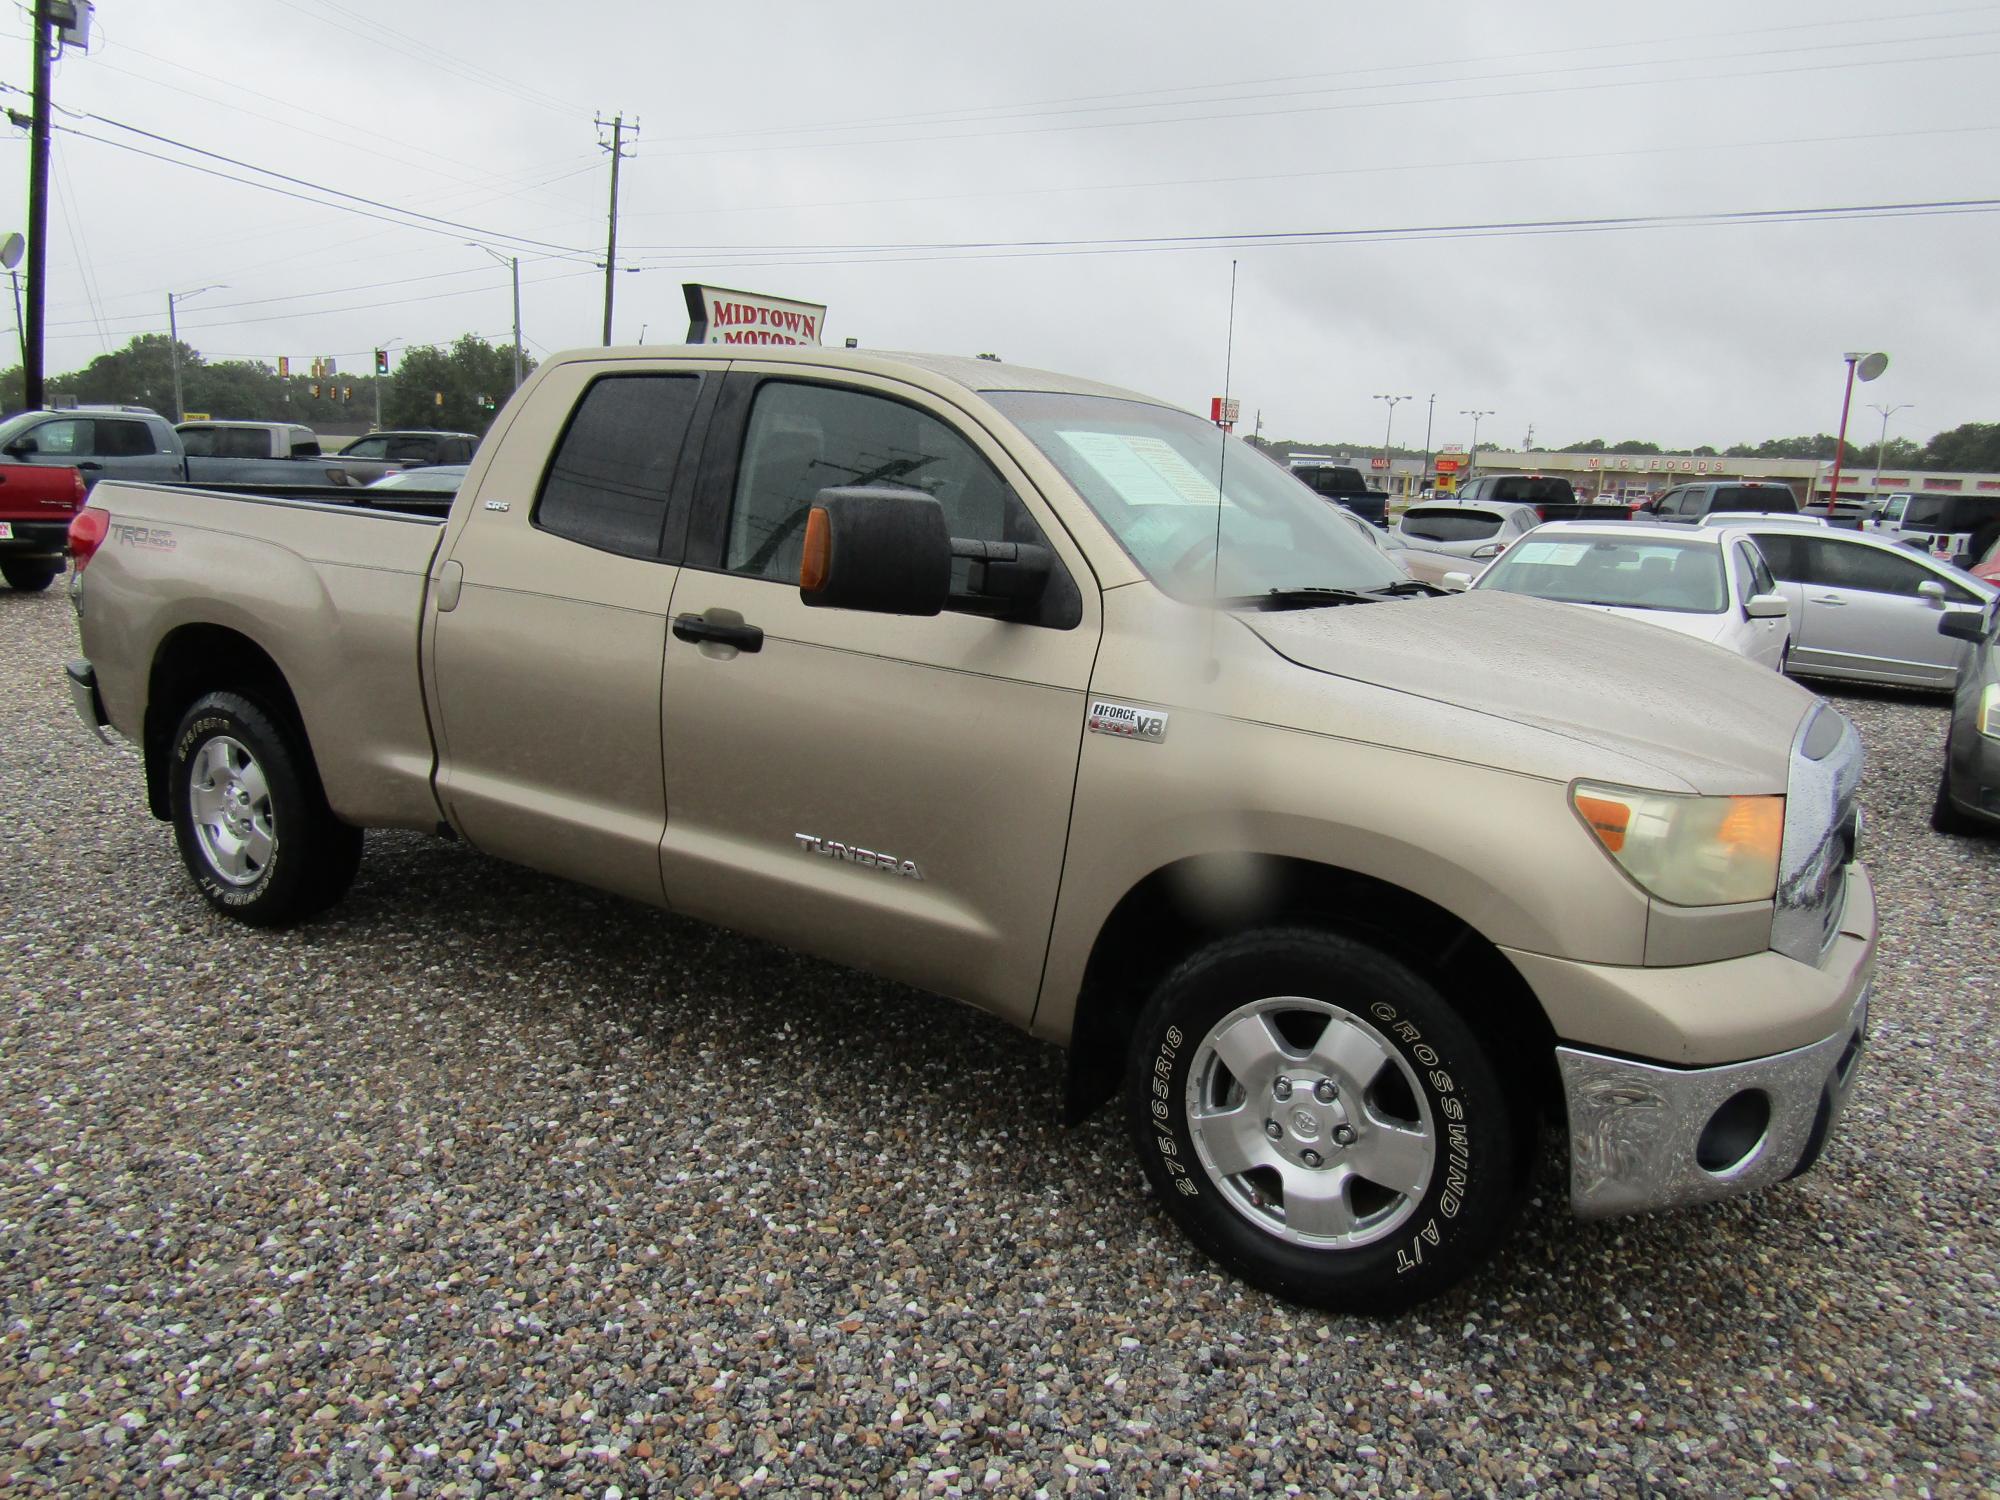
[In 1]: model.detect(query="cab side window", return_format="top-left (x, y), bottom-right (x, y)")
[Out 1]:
top-left (725, 380), bottom-right (1037, 585)
top-left (96, 420), bottom-right (157, 458)
top-left (534, 373), bottom-right (702, 559)
top-left (1654, 489), bottom-right (1684, 517)
top-left (27, 418), bottom-right (87, 456)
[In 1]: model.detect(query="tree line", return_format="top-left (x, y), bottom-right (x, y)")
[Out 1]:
top-left (0, 333), bottom-right (533, 435)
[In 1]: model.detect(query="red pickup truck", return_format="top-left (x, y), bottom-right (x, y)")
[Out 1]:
top-left (0, 461), bottom-right (86, 591)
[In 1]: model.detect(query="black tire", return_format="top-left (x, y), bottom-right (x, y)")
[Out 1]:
top-left (167, 691), bottom-right (362, 926)
top-left (1, 560), bottom-right (58, 592)
top-left (1931, 746), bottom-right (1979, 836)
top-left (1127, 926), bottom-right (1530, 1314)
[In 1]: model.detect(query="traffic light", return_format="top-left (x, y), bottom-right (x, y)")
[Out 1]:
top-left (374, 348), bottom-right (389, 375)
top-left (342, 385), bottom-right (353, 401)
top-left (309, 382), bottom-right (321, 398)
top-left (277, 356), bottom-right (290, 378)
top-left (434, 391), bottom-right (444, 407)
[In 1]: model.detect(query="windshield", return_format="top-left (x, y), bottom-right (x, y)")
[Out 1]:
top-left (987, 391), bottom-right (1405, 601)
top-left (1476, 535), bottom-right (1727, 613)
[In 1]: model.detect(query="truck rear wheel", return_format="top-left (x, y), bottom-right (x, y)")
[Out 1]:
top-left (168, 692), bottom-right (362, 926)
top-left (1126, 927), bottom-right (1529, 1313)
top-left (1, 561), bottom-right (58, 592)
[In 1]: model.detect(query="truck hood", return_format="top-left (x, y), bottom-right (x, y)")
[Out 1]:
top-left (1240, 590), bottom-right (1810, 792)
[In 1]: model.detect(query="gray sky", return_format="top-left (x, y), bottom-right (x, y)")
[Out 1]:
top-left (6, 1), bottom-right (1995, 450)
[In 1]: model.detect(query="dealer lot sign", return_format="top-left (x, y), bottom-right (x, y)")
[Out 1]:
top-left (684, 284), bottom-right (827, 345)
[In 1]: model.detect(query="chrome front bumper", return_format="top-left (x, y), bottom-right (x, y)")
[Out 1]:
top-left (1558, 983), bottom-right (1870, 1219)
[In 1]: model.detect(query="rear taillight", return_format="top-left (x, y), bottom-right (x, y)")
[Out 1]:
top-left (1533, 505), bottom-right (1548, 521)
top-left (68, 507), bottom-right (108, 570)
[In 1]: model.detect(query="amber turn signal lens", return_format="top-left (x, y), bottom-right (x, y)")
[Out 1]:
top-left (799, 506), bottom-right (831, 593)
top-left (1574, 794), bottom-right (1629, 853)
top-left (1716, 795), bottom-right (1784, 862)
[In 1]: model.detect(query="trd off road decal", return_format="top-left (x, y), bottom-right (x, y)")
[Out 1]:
top-left (1368, 1000), bottom-right (1472, 1275)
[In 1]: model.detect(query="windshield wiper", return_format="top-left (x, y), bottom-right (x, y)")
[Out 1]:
top-left (1370, 579), bottom-right (1447, 598)
top-left (1223, 586), bottom-right (1385, 610)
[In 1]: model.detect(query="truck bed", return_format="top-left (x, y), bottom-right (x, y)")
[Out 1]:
top-left (76, 481), bottom-right (448, 833)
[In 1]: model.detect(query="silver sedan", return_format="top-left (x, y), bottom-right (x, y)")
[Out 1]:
top-left (1716, 522), bottom-right (1995, 689)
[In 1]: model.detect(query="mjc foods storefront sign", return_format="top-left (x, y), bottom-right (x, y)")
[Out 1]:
top-left (684, 284), bottom-right (827, 345)
top-left (1586, 456), bottom-right (1730, 474)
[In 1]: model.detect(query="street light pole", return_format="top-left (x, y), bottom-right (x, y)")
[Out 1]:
top-left (1421, 393), bottom-right (1436, 493)
top-left (1870, 401), bottom-right (1912, 491)
top-left (1461, 409), bottom-right (1494, 480)
top-left (467, 244), bottom-right (523, 394)
top-left (166, 284), bottom-right (224, 422)
top-left (1374, 393), bottom-right (1411, 496)
top-left (1824, 351), bottom-right (1887, 514)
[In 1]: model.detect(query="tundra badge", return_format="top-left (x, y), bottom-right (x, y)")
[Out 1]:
top-left (794, 834), bottom-right (923, 880)
top-left (1087, 699), bottom-right (1168, 743)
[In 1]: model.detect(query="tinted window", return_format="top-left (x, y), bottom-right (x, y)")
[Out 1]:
top-left (1482, 476), bottom-right (1574, 505)
top-left (95, 420), bottom-right (155, 458)
top-left (179, 427), bottom-right (220, 458)
top-left (288, 429), bottom-right (322, 458)
top-left (342, 436), bottom-right (387, 460)
top-left (220, 427), bottom-right (269, 460)
top-left (441, 437), bottom-right (475, 464)
top-left (1653, 489), bottom-right (1685, 516)
top-left (1710, 486), bottom-right (1797, 515)
top-left (727, 381), bottom-right (1028, 583)
top-left (386, 436), bottom-right (437, 463)
top-left (26, 419), bottom-right (86, 456)
top-left (1400, 506), bottom-right (1502, 542)
top-left (534, 374), bottom-right (700, 558)
top-left (1479, 535), bottom-right (1727, 612)
top-left (1801, 538), bottom-right (1978, 601)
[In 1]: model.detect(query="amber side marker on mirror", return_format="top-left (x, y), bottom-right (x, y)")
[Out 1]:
top-left (800, 507), bottom-right (831, 592)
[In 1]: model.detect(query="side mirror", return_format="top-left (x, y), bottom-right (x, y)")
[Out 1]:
top-left (1939, 607), bottom-right (1990, 643)
top-left (1918, 579), bottom-right (1948, 606)
top-left (1744, 591), bottom-right (1790, 619)
top-left (5, 437), bottom-right (34, 458)
top-left (1441, 571), bottom-right (1473, 592)
top-left (799, 486), bottom-right (1053, 619)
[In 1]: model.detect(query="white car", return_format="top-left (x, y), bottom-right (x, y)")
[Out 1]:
top-left (1461, 522), bottom-right (1792, 670)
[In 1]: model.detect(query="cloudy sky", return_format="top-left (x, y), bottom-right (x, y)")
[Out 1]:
top-left (4, 1), bottom-right (1994, 451)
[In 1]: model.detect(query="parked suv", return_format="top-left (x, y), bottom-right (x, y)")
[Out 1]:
top-left (1866, 493), bottom-right (2000, 569)
top-left (1642, 481), bottom-right (1799, 524)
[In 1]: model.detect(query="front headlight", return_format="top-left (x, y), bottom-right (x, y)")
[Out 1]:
top-left (1980, 682), bottom-right (2000, 740)
top-left (1571, 782), bottom-right (1784, 906)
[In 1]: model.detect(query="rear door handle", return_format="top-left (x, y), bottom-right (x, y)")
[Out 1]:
top-left (672, 613), bottom-right (764, 653)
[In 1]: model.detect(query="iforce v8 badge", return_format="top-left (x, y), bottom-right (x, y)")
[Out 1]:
top-left (1087, 699), bottom-right (1168, 743)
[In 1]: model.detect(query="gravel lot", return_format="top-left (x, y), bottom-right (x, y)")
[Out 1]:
top-left (3, 577), bottom-right (1996, 1497)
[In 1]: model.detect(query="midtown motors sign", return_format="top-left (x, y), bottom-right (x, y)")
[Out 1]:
top-left (684, 284), bottom-right (827, 345)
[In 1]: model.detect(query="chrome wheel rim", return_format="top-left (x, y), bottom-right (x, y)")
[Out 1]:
top-left (187, 735), bottom-right (274, 887)
top-left (1185, 997), bottom-right (1436, 1250)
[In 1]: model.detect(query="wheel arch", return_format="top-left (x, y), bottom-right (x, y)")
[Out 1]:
top-left (143, 624), bottom-right (319, 821)
top-left (1059, 853), bottom-right (1561, 1126)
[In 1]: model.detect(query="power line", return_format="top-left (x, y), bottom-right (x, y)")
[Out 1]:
top-left (638, 42), bottom-right (2000, 160)
top-left (650, 12), bottom-right (2000, 150)
top-left (645, 5), bottom-right (2000, 148)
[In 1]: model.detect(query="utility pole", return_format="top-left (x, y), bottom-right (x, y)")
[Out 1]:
top-left (596, 113), bottom-right (637, 347)
top-left (1420, 393), bottom-right (1435, 493)
top-left (24, 0), bottom-right (54, 410)
top-left (1461, 409), bottom-right (1494, 480)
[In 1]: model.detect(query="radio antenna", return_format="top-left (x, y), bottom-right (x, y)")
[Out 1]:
top-left (1205, 259), bottom-right (1239, 671)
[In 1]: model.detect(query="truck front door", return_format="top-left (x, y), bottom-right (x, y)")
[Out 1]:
top-left (426, 362), bottom-right (714, 902)
top-left (658, 370), bottom-right (1100, 1026)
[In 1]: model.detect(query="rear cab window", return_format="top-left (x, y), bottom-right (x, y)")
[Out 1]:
top-left (1401, 507), bottom-right (1502, 543)
top-left (1711, 486), bottom-right (1797, 515)
top-left (533, 374), bottom-right (703, 559)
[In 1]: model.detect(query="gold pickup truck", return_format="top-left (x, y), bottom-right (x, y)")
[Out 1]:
top-left (63, 346), bottom-right (1875, 1312)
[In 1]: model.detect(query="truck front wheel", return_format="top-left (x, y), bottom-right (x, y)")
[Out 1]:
top-left (168, 692), bottom-right (362, 926)
top-left (1126, 927), bottom-right (1529, 1313)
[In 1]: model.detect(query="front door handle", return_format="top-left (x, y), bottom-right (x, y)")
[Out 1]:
top-left (76, 461), bottom-right (102, 472)
top-left (1809, 595), bottom-right (1847, 606)
top-left (672, 613), bottom-right (764, 653)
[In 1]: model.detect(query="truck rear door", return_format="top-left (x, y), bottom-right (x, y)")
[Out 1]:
top-left (656, 367), bottom-right (1100, 1026)
top-left (425, 361), bottom-right (716, 903)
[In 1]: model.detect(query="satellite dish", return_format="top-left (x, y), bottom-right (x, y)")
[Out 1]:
top-left (1856, 352), bottom-right (1889, 382)
top-left (0, 234), bottom-right (22, 272)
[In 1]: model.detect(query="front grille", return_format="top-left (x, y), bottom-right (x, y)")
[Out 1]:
top-left (1772, 704), bottom-right (1863, 964)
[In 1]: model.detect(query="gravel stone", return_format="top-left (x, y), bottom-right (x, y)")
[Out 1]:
top-left (3, 579), bottom-right (1996, 1495)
